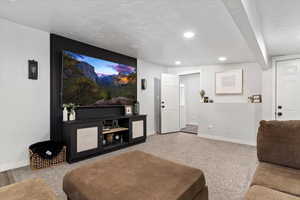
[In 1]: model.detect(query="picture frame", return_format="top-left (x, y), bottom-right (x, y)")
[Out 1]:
top-left (252, 94), bottom-right (262, 103)
top-left (124, 105), bottom-right (133, 115)
top-left (215, 69), bottom-right (243, 94)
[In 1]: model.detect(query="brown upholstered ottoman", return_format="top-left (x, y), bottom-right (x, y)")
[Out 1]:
top-left (0, 178), bottom-right (57, 200)
top-left (63, 150), bottom-right (208, 200)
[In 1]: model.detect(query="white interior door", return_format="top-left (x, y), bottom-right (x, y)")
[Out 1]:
top-left (179, 84), bottom-right (186, 129)
top-left (161, 73), bottom-right (180, 133)
top-left (276, 59), bottom-right (300, 120)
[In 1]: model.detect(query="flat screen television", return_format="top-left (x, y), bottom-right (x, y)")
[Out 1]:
top-left (62, 50), bottom-right (137, 107)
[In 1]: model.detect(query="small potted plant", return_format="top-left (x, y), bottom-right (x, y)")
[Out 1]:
top-left (199, 90), bottom-right (206, 103)
top-left (63, 103), bottom-right (78, 121)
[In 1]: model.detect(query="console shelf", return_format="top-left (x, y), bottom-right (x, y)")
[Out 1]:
top-left (103, 142), bottom-right (129, 151)
top-left (103, 127), bottom-right (129, 135)
top-left (62, 114), bottom-right (147, 163)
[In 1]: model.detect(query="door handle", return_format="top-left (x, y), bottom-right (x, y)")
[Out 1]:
top-left (277, 112), bottom-right (283, 116)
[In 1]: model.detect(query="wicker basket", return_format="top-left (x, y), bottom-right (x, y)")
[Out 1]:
top-left (29, 146), bottom-right (66, 169)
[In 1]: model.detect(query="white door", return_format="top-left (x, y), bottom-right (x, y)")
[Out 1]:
top-left (161, 73), bottom-right (180, 133)
top-left (276, 59), bottom-right (300, 120)
top-left (179, 84), bottom-right (186, 129)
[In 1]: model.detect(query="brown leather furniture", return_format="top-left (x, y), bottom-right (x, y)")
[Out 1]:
top-left (63, 150), bottom-right (208, 200)
top-left (0, 178), bottom-right (57, 200)
top-left (245, 120), bottom-right (300, 200)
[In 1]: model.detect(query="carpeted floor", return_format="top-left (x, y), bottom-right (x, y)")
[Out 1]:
top-left (7, 133), bottom-right (258, 200)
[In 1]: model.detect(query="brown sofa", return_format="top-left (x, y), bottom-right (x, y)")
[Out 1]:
top-left (0, 178), bottom-right (57, 200)
top-left (245, 120), bottom-right (300, 200)
top-left (63, 150), bottom-right (208, 200)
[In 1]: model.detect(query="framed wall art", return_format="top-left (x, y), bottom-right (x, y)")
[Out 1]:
top-left (215, 69), bottom-right (243, 94)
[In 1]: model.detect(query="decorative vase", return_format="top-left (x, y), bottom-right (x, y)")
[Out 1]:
top-left (69, 111), bottom-right (76, 121)
top-left (133, 101), bottom-right (140, 115)
top-left (63, 107), bottom-right (68, 121)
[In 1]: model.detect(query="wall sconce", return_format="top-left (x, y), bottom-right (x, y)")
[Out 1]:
top-left (141, 79), bottom-right (147, 90)
top-left (28, 60), bottom-right (38, 80)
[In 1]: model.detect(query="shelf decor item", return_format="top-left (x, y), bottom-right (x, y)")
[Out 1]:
top-left (63, 107), bottom-right (68, 122)
top-left (107, 134), bottom-right (113, 143)
top-left (252, 94), bottom-right (262, 103)
top-left (124, 105), bottom-right (133, 115)
top-left (63, 103), bottom-right (78, 121)
top-left (199, 90), bottom-right (205, 102)
top-left (204, 97), bottom-right (209, 103)
top-left (133, 101), bottom-right (140, 115)
top-left (215, 69), bottom-right (243, 94)
top-left (112, 120), bottom-right (119, 128)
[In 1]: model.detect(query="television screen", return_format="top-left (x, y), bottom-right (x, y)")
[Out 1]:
top-left (62, 50), bottom-right (137, 106)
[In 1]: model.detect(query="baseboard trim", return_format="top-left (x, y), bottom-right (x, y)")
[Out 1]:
top-left (197, 133), bottom-right (256, 146)
top-left (0, 160), bottom-right (28, 173)
top-left (147, 132), bottom-right (157, 136)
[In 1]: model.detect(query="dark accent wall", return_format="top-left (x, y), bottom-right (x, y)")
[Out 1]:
top-left (50, 34), bottom-right (137, 141)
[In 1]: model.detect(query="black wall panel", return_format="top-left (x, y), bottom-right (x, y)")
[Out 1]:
top-left (50, 34), bottom-right (137, 141)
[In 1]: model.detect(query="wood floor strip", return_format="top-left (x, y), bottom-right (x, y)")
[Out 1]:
top-left (0, 171), bottom-right (14, 187)
top-left (6, 170), bottom-right (15, 184)
top-left (0, 172), bottom-right (10, 187)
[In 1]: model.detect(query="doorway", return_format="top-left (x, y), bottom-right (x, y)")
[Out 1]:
top-left (179, 73), bottom-right (201, 134)
top-left (275, 59), bottom-right (300, 120)
top-left (160, 73), bottom-right (180, 134)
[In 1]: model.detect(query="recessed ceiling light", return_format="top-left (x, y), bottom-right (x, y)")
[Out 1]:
top-left (175, 61), bottom-right (181, 65)
top-left (218, 57), bottom-right (227, 62)
top-left (183, 31), bottom-right (195, 39)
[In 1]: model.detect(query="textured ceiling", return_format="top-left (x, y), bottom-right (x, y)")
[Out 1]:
top-left (0, 0), bottom-right (255, 66)
top-left (257, 0), bottom-right (300, 56)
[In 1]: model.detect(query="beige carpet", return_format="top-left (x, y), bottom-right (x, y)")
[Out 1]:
top-left (9, 133), bottom-right (258, 200)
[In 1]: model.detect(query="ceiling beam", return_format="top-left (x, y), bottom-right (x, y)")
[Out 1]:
top-left (221, 0), bottom-right (270, 69)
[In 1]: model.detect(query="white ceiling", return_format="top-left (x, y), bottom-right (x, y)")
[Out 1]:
top-left (257, 0), bottom-right (300, 56)
top-left (0, 0), bottom-right (256, 66)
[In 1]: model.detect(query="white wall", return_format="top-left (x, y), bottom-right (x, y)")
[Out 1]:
top-left (168, 62), bottom-right (263, 145)
top-left (137, 60), bottom-right (168, 135)
top-left (169, 62), bottom-right (262, 103)
top-left (0, 19), bottom-right (50, 172)
top-left (197, 103), bottom-right (261, 146)
top-left (262, 67), bottom-right (274, 120)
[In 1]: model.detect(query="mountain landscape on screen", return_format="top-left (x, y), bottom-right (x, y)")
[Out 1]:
top-left (62, 50), bottom-right (137, 106)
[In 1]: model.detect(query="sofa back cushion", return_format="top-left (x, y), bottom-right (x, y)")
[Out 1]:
top-left (257, 120), bottom-right (300, 169)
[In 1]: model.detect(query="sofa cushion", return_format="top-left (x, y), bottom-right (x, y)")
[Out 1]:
top-left (0, 178), bottom-right (57, 200)
top-left (63, 150), bottom-right (206, 200)
top-left (245, 185), bottom-right (300, 200)
top-left (257, 120), bottom-right (300, 169)
top-left (251, 162), bottom-right (300, 197)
